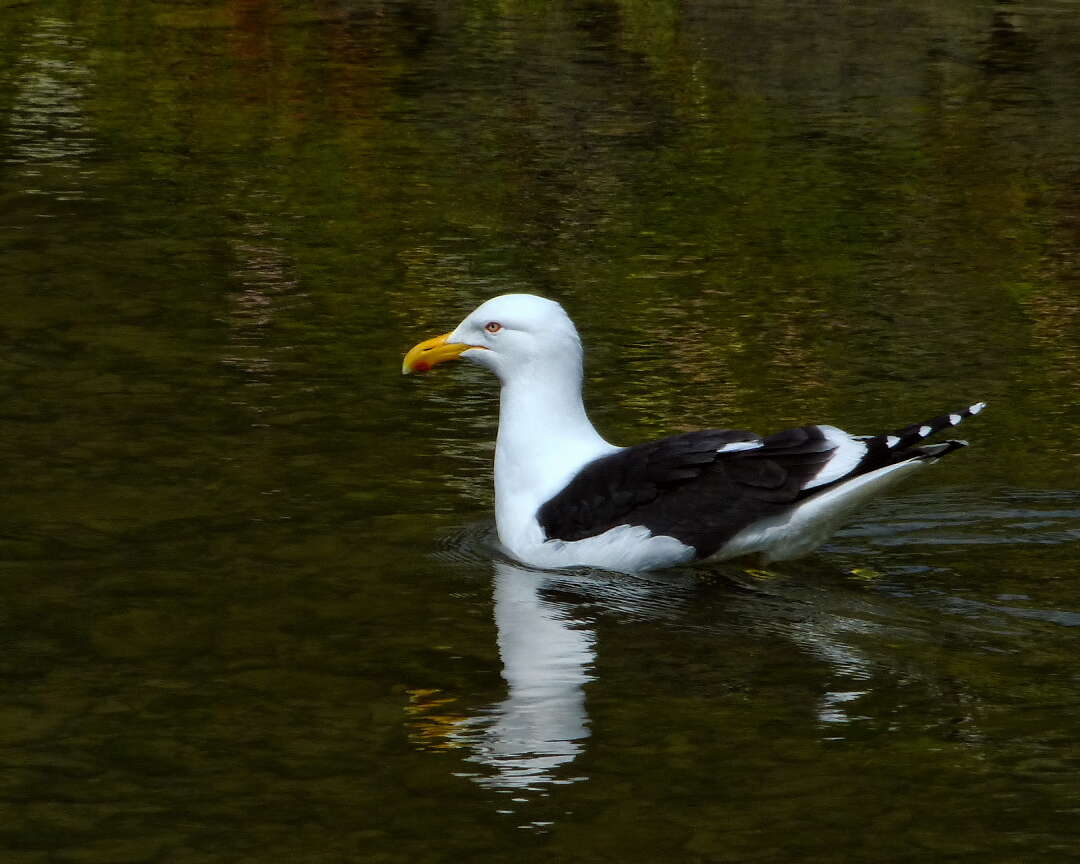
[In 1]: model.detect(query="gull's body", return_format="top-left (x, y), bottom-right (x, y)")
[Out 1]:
top-left (403, 294), bottom-right (983, 573)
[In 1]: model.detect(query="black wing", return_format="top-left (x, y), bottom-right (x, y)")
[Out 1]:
top-left (536, 402), bottom-right (984, 559)
top-left (536, 426), bottom-right (838, 558)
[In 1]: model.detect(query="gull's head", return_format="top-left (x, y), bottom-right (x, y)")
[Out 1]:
top-left (402, 294), bottom-right (582, 382)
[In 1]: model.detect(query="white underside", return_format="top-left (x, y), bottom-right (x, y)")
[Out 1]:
top-left (713, 458), bottom-right (929, 563)
top-left (503, 458), bottom-right (932, 573)
top-left (502, 522), bottom-right (697, 573)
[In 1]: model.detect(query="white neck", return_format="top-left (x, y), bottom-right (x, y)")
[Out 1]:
top-left (493, 364), bottom-right (616, 553)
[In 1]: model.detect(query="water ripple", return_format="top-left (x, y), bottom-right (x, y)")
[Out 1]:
top-left (835, 488), bottom-right (1080, 549)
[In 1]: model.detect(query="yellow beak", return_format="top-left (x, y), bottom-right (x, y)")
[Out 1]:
top-left (402, 332), bottom-right (475, 375)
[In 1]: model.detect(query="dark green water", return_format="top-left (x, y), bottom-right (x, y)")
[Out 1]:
top-left (2, 0), bottom-right (1080, 860)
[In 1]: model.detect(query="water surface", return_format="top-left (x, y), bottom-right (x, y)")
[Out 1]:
top-left (2, 0), bottom-right (1079, 861)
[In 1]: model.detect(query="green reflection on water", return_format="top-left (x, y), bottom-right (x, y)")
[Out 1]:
top-left (1, 0), bottom-right (1079, 861)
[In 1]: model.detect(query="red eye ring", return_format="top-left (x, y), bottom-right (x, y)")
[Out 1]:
top-left (484, 321), bottom-right (502, 333)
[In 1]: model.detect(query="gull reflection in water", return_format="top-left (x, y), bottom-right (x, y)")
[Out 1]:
top-left (446, 558), bottom-right (883, 794)
top-left (457, 560), bottom-right (596, 793)
top-left (416, 505), bottom-right (1026, 796)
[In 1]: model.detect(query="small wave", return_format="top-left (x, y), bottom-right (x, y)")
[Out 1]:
top-left (944, 595), bottom-right (1080, 629)
top-left (833, 488), bottom-right (1080, 550)
top-left (430, 521), bottom-right (502, 569)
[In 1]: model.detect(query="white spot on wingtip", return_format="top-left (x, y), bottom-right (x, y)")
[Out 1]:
top-left (919, 425), bottom-right (932, 437)
top-left (886, 435), bottom-right (900, 448)
top-left (949, 414), bottom-right (961, 425)
top-left (970, 402), bottom-right (985, 415)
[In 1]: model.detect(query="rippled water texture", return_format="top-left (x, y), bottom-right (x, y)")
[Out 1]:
top-left (2, 0), bottom-right (1079, 861)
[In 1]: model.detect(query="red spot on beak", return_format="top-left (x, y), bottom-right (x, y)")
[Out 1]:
top-left (413, 361), bottom-right (431, 373)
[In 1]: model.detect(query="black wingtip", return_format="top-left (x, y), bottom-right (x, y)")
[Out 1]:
top-left (886, 401), bottom-right (986, 451)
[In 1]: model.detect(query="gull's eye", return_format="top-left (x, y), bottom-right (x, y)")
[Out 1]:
top-left (484, 321), bottom-right (502, 334)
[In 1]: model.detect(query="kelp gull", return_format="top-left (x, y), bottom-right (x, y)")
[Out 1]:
top-left (402, 294), bottom-right (984, 573)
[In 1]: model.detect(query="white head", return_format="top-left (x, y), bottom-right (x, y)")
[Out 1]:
top-left (403, 294), bottom-right (583, 385)
top-left (404, 294), bottom-right (614, 552)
